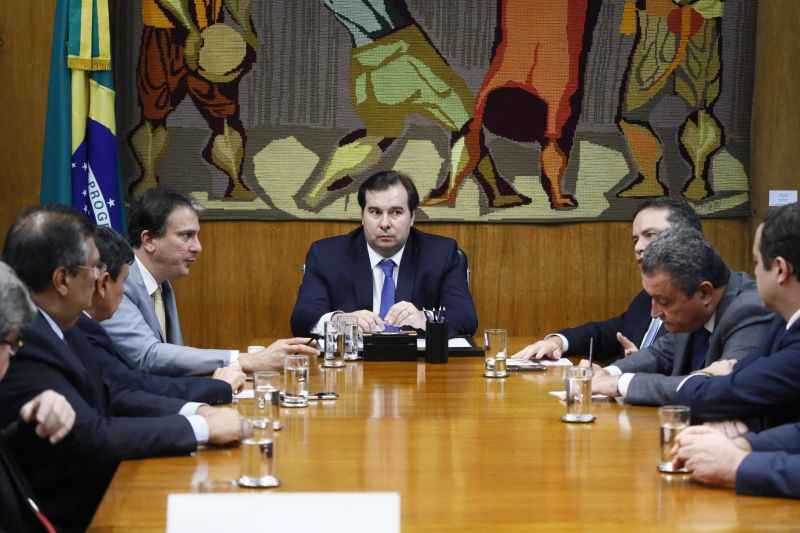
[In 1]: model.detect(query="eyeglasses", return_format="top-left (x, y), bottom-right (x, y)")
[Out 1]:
top-left (74, 263), bottom-right (108, 279)
top-left (1, 338), bottom-right (23, 356)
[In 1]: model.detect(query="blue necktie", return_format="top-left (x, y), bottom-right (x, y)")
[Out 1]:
top-left (378, 259), bottom-right (396, 324)
top-left (689, 328), bottom-right (711, 371)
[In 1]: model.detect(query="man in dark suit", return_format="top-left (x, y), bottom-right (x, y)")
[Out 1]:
top-left (0, 261), bottom-right (77, 532)
top-left (675, 203), bottom-right (800, 429)
top-left (0, 205), bottom-right (242, 530)
top-left (291, 171), bottom-right (477, 337)
top-left (512, 198), bottom-right (701, 363)
top-left (591, 227), bottom-right (773, 405)
top-left (81, 226), bottom-right (244, 404)
top-left (674, 422), bottom-right (800, 499)
top-left (672, 202), bottom-right (800, 498)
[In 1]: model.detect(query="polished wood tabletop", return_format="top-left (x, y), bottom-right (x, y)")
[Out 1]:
top-left (89, 340), bottom-right (800, 532)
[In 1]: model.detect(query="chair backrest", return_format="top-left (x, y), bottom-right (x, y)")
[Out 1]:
top-left (457, 247), bottom-right (471, 289)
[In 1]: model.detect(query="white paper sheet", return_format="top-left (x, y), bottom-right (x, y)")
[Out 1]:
top-left (416, 337), bottom-right (473, 350)
top-left (549, 390), bottom-right (610, 401)
top-left (167, 492), bottom-right (400, 533)
top-left (508, 358), bottom-right (572, 367)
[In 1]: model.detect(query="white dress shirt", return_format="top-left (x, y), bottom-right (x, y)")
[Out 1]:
top-left (312, 243), bottom-right (406, 335)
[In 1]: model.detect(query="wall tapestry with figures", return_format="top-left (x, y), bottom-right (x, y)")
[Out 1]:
top-left (112, 0), bottom-right (756, 222)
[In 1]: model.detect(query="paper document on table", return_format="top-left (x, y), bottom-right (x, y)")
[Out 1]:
top-left (168, 493), bottom-right (400, 533)
top-left (549, 390), bottom-right (610, 401)
top-left (508, 358), bottom-right (572, 367)
top-left (416, 338), bottom-right (473, 350)
top-left (234, 388), bottom-right (254, 400)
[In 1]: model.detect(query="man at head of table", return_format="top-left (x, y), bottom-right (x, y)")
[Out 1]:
top-left (290, 170), bottom-right (477, 338)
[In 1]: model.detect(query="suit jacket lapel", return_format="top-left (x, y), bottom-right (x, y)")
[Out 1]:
top-left (351, 230), bottom-right (373, 311)
top-left (703, 271), bottom-right (743, 366)
top-left (396, 230), bottom-right (417, 304)
top-left (128, 261), bottom-right (165, 342)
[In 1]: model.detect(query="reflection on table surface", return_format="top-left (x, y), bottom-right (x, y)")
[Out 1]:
top-left (89, 343), bottom-right (800, 532)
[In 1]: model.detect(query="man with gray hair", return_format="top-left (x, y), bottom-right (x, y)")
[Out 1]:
top-left (591, 227), bottom-right (773, 406)
top-left (0, 261), bottom-right (76, 532)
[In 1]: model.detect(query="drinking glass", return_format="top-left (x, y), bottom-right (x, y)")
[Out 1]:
top-left (483, 329), bottom-right (508, 378)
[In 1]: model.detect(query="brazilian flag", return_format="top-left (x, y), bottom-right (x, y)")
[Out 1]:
top-left (41, 0), bottom-right (125, 232)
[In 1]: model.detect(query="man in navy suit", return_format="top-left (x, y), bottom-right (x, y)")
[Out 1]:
top-left (675, 202), bottom-right (800, 429)
top-left (80, 226), bottom-right (244, 404)
top-left (673, 202), bottom-right (800, 498)
top-left (0, 261), bottom-right (77, 533)
top-left (291, 171), bottom-right (477, 337)
top-left (512, 198), bottom-right (702, 362)
top-left (0, 205), bottom-right (243, 529)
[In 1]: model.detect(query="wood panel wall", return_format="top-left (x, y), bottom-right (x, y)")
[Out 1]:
top-left (0, 1), bottom-right (797, 349)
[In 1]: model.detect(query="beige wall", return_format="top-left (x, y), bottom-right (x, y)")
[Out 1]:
top-left (0, 1), bottom-right (797, 346)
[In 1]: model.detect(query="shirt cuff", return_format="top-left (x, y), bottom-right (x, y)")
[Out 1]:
top-left (179, 402), bottom-right (205, 416)
top-left (184, 414), bottom-right (210, 445)
top-left (617, 373), bottom-right (635, 397)
top-left (676, 372), bottom-right (707, 392)
top-left (228, 350), bottom-right (239, 365)
top-left (605, 365), bottom-right (622, 376)
top-left (546, 333), bottom-right (569, 353)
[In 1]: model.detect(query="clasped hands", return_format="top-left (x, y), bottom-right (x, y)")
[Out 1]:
top-left (339, 301), bottom-right (426, 332)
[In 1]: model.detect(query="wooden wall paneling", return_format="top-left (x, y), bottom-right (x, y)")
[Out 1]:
top-left (175, 218), bottom-right (751, 349)
top-left (0, 1), bottom-right (53, 237)
top-left (750, 0), bottom-right (800, 223)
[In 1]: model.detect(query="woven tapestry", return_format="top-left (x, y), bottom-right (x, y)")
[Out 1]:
top-left (112, 0), bottom-right (756, 222)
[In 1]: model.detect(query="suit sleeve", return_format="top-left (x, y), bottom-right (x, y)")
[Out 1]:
top-left (675, 340), bottom-right (800, 422)
top-left (91, 338), bottom-right (232, 405)
top-left (440, 244), bottom-right (477, 337)
top-left (612, 332), bottom-right (677, 375)
top-left (558, 291), bottom-right (649, 360)
top-left (737, 451), bottom-right (800, 498)
top-left (0, 357), bottom-right (196, 462)
top-left (291, 243), bottom-right (334, 336)
top-left (744, 423), bottom-right (800, 454)
top-left (102, 293), bottom-right (230, 376)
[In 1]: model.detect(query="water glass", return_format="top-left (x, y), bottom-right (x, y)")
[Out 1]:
top-left (338, 316), bottom-right (361, 361)
top-left (658, 405), bottom-right (691, 473)
top-left (483, 329), bottom-right (508, 378)
top-left (561, 367), bottom-right (595, 423)
top-left (323, 319), bottom-right (345, 368)
top-left (282, 354), bottom-right (309, 407)
top-left (238, 416), bottom-right (279, 488)
top-left (253, 371), bottom-right (282, 431)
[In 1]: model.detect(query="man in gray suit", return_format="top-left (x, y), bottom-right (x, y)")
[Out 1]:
top-left (591, 227), bottom-right (773, 406)
top-left (102, 188), bottom-right (318, 376)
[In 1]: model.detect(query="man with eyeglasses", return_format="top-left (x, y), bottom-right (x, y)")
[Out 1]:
top-left (0, 261), bottom-right (76, 532)
top-left (0, 205), bottom-right (244, 530)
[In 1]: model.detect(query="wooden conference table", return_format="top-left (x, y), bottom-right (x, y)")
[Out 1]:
top-left (89, 339), bottom-right (800, 531)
